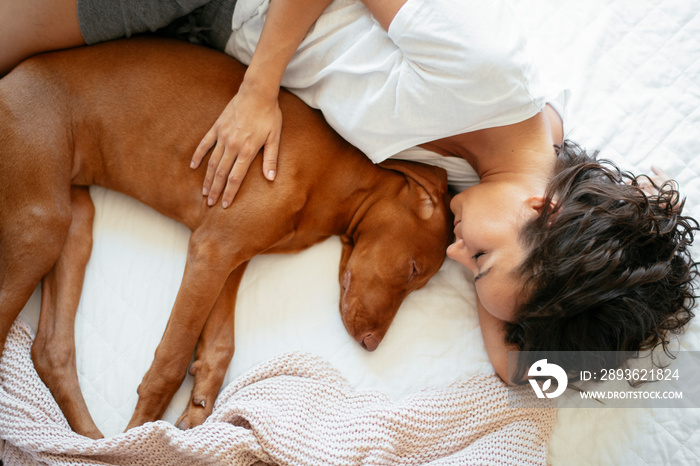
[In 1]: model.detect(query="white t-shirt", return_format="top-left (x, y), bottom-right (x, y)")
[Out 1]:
top-left (226, 0), bottom-right (555, 190)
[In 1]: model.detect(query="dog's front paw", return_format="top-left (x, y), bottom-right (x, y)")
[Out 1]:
top-left (176, 394), bottom-right (213, 429)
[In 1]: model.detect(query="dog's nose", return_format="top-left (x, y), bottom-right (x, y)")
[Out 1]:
top-left (360, 333), bottom-right (379, 352)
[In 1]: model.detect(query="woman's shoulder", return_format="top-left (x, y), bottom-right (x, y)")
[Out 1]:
top-left (544, 89), bottom-right (570, 144)
top-left (545, 104), bottom-right (564, 146)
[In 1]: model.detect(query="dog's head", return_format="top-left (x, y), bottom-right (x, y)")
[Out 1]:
top-left (339, 160), bottom-right (453, 351)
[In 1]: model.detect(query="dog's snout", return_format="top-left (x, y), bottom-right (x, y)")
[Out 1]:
top-left (360, 333), bottom-right (379, 352)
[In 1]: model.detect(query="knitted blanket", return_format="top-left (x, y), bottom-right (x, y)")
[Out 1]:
top-left (0, 320), bottom-right (555, 465)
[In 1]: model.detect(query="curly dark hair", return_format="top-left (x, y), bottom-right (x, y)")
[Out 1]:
top-left (506, 140), bottom-right (699, 380)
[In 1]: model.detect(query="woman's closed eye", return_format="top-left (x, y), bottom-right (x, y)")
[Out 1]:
top-left (471, 251), bottom-right (492, 282)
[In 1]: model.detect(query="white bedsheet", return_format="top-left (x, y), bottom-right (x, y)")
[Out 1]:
top-left (516, 1), bottom-right (700, 464)
top-left (16, 0), bottom-right (700, 464)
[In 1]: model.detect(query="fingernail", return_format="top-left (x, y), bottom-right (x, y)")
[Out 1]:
top-left (222, 201), bottom-right (229, 209)
top-left (191, 161), bottom-right (196, 168)
top-left (267, 170), bottom-right (275, 180)
top-left (208, 198), bottom-right (214, 206)
top-left (202, 187), bottom-right (209, 196)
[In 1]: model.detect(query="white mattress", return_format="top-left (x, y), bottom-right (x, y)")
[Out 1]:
top-left (17, 0), bottom-right (700, 464)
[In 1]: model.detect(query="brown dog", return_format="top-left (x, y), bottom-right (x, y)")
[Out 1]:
top-left (0, 38), bottom-right (452, 438)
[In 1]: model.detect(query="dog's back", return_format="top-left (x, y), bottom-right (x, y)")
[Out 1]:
top-left (3, 38), bottom-right (364, 229)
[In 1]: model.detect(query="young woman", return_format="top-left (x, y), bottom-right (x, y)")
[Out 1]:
top-left (3, 0), bottom-right (696, 380)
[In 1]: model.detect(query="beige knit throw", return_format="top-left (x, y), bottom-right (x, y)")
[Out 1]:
top-left (0, 320), bottom-right (555, 465)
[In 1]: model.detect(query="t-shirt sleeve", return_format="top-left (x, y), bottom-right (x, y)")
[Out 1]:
top-left (387, 0), bottom-right (538, 104)
top-left (230, 0), bottom-right (549, 163)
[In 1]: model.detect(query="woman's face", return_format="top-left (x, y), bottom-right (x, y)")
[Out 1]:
top-left (447, 182), bottom-right (542, 322)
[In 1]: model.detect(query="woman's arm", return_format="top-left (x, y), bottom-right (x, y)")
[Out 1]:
top-left (359, 0), bottom-right (407, 30)
top-left (477, 298), bottom-right (517, 383)
top-left (191, 0), bottom-right (333, 208)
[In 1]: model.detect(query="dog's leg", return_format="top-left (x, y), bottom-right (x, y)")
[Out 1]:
top-left (125, 226), bottom-right (243, 430)
top-left (176, 262), bottom-right (248, 429)
top-left (31, 187), bottom-right (102, 439)
top-left (0, 197), bottom-right (71, 359)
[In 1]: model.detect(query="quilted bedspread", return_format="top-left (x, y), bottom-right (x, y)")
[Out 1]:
top-left (7, 0), bottom-right (700, 464)
top-left (517, 1), bottom-right (700, 464)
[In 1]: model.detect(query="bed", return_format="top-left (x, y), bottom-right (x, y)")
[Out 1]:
top-left (2, 0), bottom-right (699, 463)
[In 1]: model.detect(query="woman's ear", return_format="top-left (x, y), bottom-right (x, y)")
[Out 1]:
top-left (526, 195), bottom-right (557, 215)
top-left (526, 195), bottom-right (558, 227)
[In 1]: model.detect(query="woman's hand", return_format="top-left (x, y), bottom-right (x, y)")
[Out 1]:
top-left (190, 0), bottom-right (335, 208)
top-left (190, 82), bottom-right (282, 208)
top-left (639, 166), bottom-right (674, 195)
top-left (633, 165), bottom-right (682, 214)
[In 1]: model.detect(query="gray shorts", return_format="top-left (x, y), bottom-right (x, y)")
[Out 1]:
top-left (77, 0), bottom-right (237, 51)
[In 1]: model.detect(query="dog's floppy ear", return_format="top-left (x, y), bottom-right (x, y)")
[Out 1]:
top-left (339, 235), bottom-right (353, 272)
top-left (379, 160), bottom-right (448, 219)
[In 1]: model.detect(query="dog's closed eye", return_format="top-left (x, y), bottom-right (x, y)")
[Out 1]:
top-left (410, 259), bottom-right (419, 279)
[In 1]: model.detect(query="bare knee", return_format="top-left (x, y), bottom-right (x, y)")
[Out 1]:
top-left (0, 0), bottom-right (84, 75)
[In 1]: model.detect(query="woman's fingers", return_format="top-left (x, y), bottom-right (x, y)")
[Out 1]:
top-left (192, 89), bottom-right (283, 208)
top-left (650, 165), bottom-right (673, 188)
top-left (633, 165), bottom-right (682, 213)
top-left (202, 138), bottom-right (227, 198)
top-left (202, 133), bottom-right (277, 207)
top-left (643, 165), bottom-right (674, 195)
top-left (219, 144), bottom-right (257, 208)
top-left (651, 165), bottom-right (668, 178)
top-left (262, 125), bottom-right (281, 182)
top-left (191, 128), bottom-right (217, 170)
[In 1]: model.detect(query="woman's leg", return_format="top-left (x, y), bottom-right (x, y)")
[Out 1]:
top-left (0, 0), bottom-right (223, 76)
top-left (0, 0), bottom-right (84, 75)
